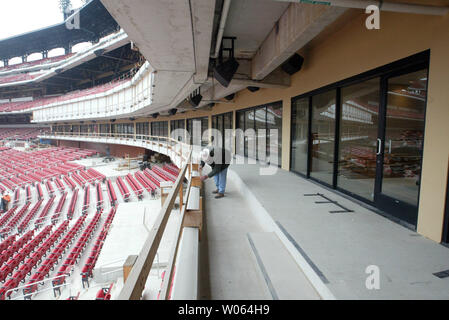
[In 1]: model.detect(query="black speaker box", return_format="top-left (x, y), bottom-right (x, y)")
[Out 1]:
top-left (189, 94), bottom-right (203, 107)
top-left (281, 53), bottom-right (304, 75)
top-left (214, 57), bottom-right (240, 88)
top-left (247, 86), bottom-right (259, 92)
top-left (224, 93), bottom-right (235, 101)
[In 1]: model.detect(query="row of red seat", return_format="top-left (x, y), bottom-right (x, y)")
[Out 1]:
top-left (54, 178), bottom-right (65, 194)
top-left (0, 79), bottom-right (125, 113)
top-left (45, 180), bottom-right (54, 198)
top-left (0, 73), bottom-right (43, 85)
top-left (25, 186), bottom-right (32, 203)
top-left (163, 164), bottom-right (179, 177)
top-left (79, 170), bottom-right (94, 185)
top-left (13, 188), bottom-right (20, 206)
top-left (0, 128), bottom-right (49, 140)
top-left (135, 171), bottom-right (157, 196)
top-left (23, 217), bottom-right (83, 298)
top-left (106, 180), bottom-right (117, 207)
top-left (2, 203), bottom-right (31, 235)
top-left (143, 168), bottom-right (164, 187)
top-left (116, 177), bottom-right (130, 202)
top-left (0, 234), bottom-right (16, 253)
top-left (88, 168), bottom-right (106, 183)
top-left (0, 207), bottom-right (18, 231)
top-left (0, 53), bottom-right (74, 73)
top-left (81, 206), bottom-right (117, 288)
top-left (67, 189), bottom-right (79, 220)
top-left (0, 230), bottom-right (34, 269)
top-left (17, 199), bottom-right (43, 234)
top-left (153, 166), bottom-right (177, 183)
top-left (23, 220), bottom-right (72, 298)
top-left (63, 176), bottom-right (76, 191)
top-left (82, 186), bottom-right (90, 215)
top-left (96, 183), bottom-right (103, 212)
top-left (53, 213), bottom-right (102, 292)
top-left (51, 192), bottom-right (68, 225)
top-left (71, 172), bottom-right (86, 188)
top-left (0, 225), bottom-right (56, 300)
top-left (34, 196), bottom-right (55, 228)
top-left (36, 183), bottom-right (43, 200)
top-left (125, 173), bottom-right (143, 200)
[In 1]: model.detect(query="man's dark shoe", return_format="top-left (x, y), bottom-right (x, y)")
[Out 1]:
top-left (212, 189), bottom-right (219, 194)
top-left (215, 193), bottom-right (224, 199)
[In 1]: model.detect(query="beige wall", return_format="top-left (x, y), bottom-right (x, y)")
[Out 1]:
top-left (60, 11), bottom-right (449, 242)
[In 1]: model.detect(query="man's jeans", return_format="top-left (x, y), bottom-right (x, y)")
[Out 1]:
top-left (213, 168), bottom-right (228, 194)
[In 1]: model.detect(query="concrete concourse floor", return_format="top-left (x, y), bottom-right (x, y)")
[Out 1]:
top-left (198, 167), bottom-right (322, 300)
top-left (227, 162), bottom-right (449, 299)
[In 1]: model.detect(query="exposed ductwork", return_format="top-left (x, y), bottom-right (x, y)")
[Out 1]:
top-left (212, 0), bottom-right (232, 59)
top-left (273, 0), bottom-right (449, 16)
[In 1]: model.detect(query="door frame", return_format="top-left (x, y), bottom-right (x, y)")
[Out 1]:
top-left (373, 63), bottom-right (429, 228)
top-left (442, 164), bottom-right (449, 244)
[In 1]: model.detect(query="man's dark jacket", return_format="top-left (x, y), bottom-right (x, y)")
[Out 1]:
top-left (200, 146), bottom-right (231, 178)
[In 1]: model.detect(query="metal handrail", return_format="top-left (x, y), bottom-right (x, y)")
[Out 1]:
top-left (41, 132), bottom-right (191, 164)
top-left (7, 273), bottom-right (69, 300)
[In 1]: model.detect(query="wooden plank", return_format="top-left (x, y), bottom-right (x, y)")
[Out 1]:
top-left (117, 151), bottom-right (191, 300)
top-left (123, 255), bottom-right (138, 283)
top-left (159, 178), bottom-right (193, 300)
top-left (186, 187), bottom-right (200, 210)
top-left (191, 176), bottom-right (202, 188)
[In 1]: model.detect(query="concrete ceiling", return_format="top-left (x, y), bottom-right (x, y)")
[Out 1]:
top-left (223, 0), bottom-right (290, 59)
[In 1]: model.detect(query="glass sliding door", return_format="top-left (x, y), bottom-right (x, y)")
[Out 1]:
top-left (291, 97), bottom-right (309, 175)
top-left (290, 52), bottom-right (429, 228)
top-left (212, 112), bottom-right (233, 150)
top-left (375, 68), bottom-right (428, 226)
top-left (310, 90), bottom-right (337, 186)
top-left (337, 78), bottom-right (380, 201)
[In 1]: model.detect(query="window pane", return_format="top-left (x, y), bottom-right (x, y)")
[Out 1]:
top-left (245, 110), bottom-right (255, 158)
top-left (236, 111), bottom-right (245, 156)
top-left (310, 90), bottom-right (336, 185)
top-left (338, 78), bottom-right (380, 201)
top-left (291, 97), bottom-right (309, 175)
top-left (267, 103), bottom-right (282, 166)
top-left (255, 107), bottom-right (267, 162)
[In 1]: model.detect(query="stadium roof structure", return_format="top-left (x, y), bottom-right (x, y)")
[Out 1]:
top-left (0, 0), bottom-right (120, 61)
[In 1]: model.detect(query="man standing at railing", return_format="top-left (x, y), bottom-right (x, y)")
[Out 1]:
top-left (199, 146), bottom-right (231, 199)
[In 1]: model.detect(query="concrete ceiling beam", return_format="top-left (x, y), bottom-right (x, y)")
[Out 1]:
top-left (252, 3), bottom-right (347, 81)
top-left (101, 0), bottom-right (216, 115)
